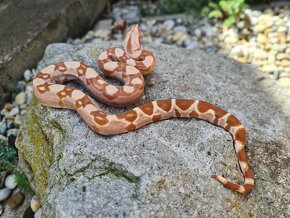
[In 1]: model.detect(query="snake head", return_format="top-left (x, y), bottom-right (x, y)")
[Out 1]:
top-left (124, 24), bottom-right (142, 59)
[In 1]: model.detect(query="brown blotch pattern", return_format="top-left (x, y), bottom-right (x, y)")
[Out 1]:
top-left (189, 110), bottom-right (199, 118)
top-left (90, 111), bottom-right (109, 126)
top-left (152, 114), bottom-right (162, 121)
top-left (198, 101), bottom-right (227, 119)
top-left (54, 62), bottom-right (67, 73)
top-left (56, 87), bottom-right (75, 99)
top-left (175, 109), bottom-right (181, 117)
top-left (225, 115), bottom-right (242, 130)
top-left (237, 150), bottom-right (247, 162)
top-left (139, 102), bottom-right (154, 116)
top-left (92, 125), bottom-right (100, 132)
top-left (224, 182), bottom-right (241, 192)
top-left (35, 72), bottom-right (50, 80)
top-left (157, 100), bottom-right (172, 112)
top-left (126, 123), bottom-right (136, 131)
top-left (176, 99), bottom-right (194, 111)
top-left (116, 110), bottom-right (138, 122)
top-left (102, 87), bottom-right (119, 100)
top-left (36, 83), bottom-right (50, 94)
top-left (75, 96), bottom-right (93, 108)
top-left (77, 63), bottom-right (88, 77)
top-left (235, 128), bottom-right (246, 143)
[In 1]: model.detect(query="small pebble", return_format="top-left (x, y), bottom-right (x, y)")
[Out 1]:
top-left (163, 19), bottom-right (175, 30)
top-left (0, 109), bottom-right (7, 116)
top-left (34, 208), bottom-right (42, 218)
top-left (4, 103), bottom-right (14, 111)
top-left (0, 121), bottom-right (7, 136)
top-left (0, 188), bottom-right (11, 201)
top-left (8, 107), bottom-right (19, 116)
top-left (7, 189), bottom-right (24, 208)
top-left (6, 129), bottom-right (18, 138)
top-left (186, 41), bottom-right (199, 50)
top-left (30, 195), bottom-right (41, 212)
top-left (14, 114), bottom-right (22, 128)
top-left (20, 110), bottom-right (27, 115)
top-left (6, 120), bottom-right (14, 129)
top-left (23, 70), bottom-right (32, 82)
top-left (5, 174), bottom-right (17, 190)
top-left (15, 92), bottom-right (27, 105)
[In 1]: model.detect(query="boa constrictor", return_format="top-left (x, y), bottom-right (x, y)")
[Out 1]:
top-left (33, 24), bottom-right (254, 193)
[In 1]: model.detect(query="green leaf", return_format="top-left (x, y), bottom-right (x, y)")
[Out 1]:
top-left (201, 6), bottom-right (210, 16)
top-left (224, 16), bottom-right (236, 26)
top-left (208, 2), bottom-right (220, 10)
top-left (208, 10), bottom-right (223, 18)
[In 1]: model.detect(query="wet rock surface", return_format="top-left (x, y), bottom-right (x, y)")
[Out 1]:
top-left (17, 41), bottom-right (290, 217)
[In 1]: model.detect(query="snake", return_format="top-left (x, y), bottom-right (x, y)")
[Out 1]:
top-left (33, 24), bottom-right (254, 194)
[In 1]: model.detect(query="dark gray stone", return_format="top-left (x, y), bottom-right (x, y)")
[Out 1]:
top-left (17, 41), bottom-right (290, 217)
top-left (0, 0), bottom-right (107, 106)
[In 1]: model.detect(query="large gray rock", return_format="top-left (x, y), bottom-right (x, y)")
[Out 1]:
top-left (0, 0), bottom-right (107, 107)
top-left (16, 40), bottom-right (290, 217)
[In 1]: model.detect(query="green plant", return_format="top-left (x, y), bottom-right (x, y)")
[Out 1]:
top-left (0, 139), bottom-right (32, 192)
top-left (14, 172), bottom-right (32, 193)
top-left (7, 84), bottom-right (21, 94)
top-left (203, 0), bottom-right (248, 26)
top-left (0, 139), bottom-right (17, 171)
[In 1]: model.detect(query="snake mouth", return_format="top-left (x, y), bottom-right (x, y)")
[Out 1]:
top-left (124, 24), bottom-right (142, 59)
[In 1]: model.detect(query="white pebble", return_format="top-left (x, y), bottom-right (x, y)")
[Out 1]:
top-left (5, 174), bottom-right (17, 190)
top-left (8, 107), bottom-right (19, 116)
top-left (23, 70), bottom-right (32, 81)
top-left (34, 208), bottom-right (42, 218)
top-left (0, 188), bottom-right (11, 201)
top-left (186, 41), bottom-right (199, 50)
top-left (194, 28), bottom-right (202, 38)
top-left (163, 19), bottom-right (175, 30)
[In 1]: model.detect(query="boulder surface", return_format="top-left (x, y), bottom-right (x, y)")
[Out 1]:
top-left (16, 40), bottom-right (290, 217)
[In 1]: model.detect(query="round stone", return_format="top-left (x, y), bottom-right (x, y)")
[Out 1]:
top-left (15, 92), bottom-right (27, 105)
top-left (14, 115), bottom-right (22, 128)
top-left (163, 19), bottom-right (175, 30)
top-left (0, 188), bottom-right (11, 201)
top-left (0, 121), bottom-right (7, 136)
top-left (6, 129), bottom-right (18, 139)
top-left (30, 195), bottom-right (41, 212)
top-left (8, 107), bottom-right (19, 116)
top-left (186, 41), bottom-right (199, 50)
top-left (34, 208), bottom-right (42, 218)
top-left (5, 175), bottom-right (17, 190)
top-left (23, 70), bottom-right (32, 82)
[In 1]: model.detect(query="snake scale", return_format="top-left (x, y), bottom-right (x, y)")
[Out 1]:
top-left (33, 24), bottom-right (254, 193)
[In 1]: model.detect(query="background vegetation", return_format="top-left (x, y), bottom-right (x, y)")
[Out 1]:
top-left (117, 0), bottom-right (285, 26)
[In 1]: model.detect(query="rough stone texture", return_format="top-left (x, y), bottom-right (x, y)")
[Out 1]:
top-left (16, 41), bottom-right (290, 217)
top-left (0, 0), bottom-right (107, 106)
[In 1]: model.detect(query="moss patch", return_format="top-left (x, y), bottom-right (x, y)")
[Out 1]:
top-left (17, 97), bottom-right (53, 199)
